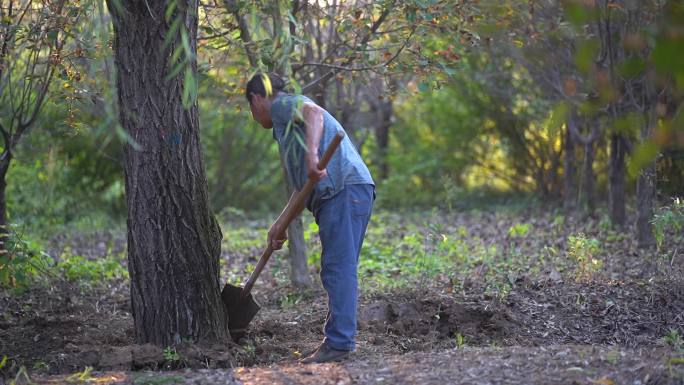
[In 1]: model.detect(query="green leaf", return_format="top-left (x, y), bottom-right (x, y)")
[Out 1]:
top-left (180, 27), bottom-right (194, 59)
top-left (47, 30), bottom-right (59, 45)
top-left (652, 35), bottom-right (684, 75)
top-left (628, 140), bottom-right (659, 177)
top-left (109, 0), bottom-right (124, 15)
top-left (406, 8), bottom-right (416, 23)
top-left (182, 67), bottom-right (197, 108)
top-left (618, 57), bottom-right (645, 78)
top-left (165, 57), bottom-right (187, 81)
top-left (613, 113), bottom-right (641, 136)
top-left (548, 102), bottom-right (568, 135)
top-left (563, 1), bottom-right (594, 25)
top-left (163, 17), bottom-right (182, 52)
top-left (575, 39), bottom-right (599, 74)
top-left (165, 0), bottom-right (177, 22)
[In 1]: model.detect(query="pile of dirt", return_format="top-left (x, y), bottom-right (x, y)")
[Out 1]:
top-left (358, 296), bottom-right (515, 343)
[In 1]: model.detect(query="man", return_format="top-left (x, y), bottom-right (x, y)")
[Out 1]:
top-left (245, 72), bottom-right (375, 363)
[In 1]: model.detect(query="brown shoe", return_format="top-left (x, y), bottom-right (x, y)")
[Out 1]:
top-left (299, 343), bottom-right (350, 364)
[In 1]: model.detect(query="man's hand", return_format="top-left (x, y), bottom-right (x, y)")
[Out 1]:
top-left (306, 153), bottom-right (328, 182)
top-left (267, 221), bottom-right (288, 250)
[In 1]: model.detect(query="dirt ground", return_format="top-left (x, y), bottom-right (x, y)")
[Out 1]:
top-left (2, 277), bottom-right (683, 384)
top-left (2, 208), bottom-right (684, 384)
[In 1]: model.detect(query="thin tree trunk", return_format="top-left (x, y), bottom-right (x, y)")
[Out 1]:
top-left (375, 99), bottom-right (392, 180)
top-left (108, 0), bottom-right (229, 345)
top-left (636, 114), bottom-right (657, 248)
top-left (608, 133), bottom-right (627, 227)
top-left (582, 139), bottom-right (597, 216)
top-left (270, 0), bottom-right (311, 288)
top-left (0, 155), bottom-right (10, 257)
top-left (563, 123), bottom-right (577, 215)
top-left (280, 161), bottom-right (311, 287)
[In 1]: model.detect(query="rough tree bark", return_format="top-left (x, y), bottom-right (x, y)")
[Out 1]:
top-left (108, 0), bottom-right (229, 345)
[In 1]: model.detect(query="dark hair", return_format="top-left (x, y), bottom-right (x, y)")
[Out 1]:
top-left (245, 72), bottom-right (286, 103)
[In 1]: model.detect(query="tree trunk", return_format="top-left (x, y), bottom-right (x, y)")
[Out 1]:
top-left (608, 133), bottom-right (627, 227)
top-left (268, 1), bottom-right (311, 288)
top-left (636, 116), bottom-right (657, 248)
top-left (108, 0), bottom-right (229, 345)
top-left (282, 163), bottom-right (311, 287)
top-left (375, 99), bottom-right (392, 180)
top-left (582, 139), bottom-right (597, 216)
top-left (286, 203), bottom-right (311, 287)
top-left (563, 124), bottom-right (577, 215)
top-left (0, 154), bottom-right (10, 255)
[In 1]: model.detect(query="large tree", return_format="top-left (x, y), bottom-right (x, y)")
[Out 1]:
top-left (107, 0), bottom-right (229, 344)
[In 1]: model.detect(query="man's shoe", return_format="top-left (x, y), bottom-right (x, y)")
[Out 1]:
top-left (299, 343), bottom-right (350, 364)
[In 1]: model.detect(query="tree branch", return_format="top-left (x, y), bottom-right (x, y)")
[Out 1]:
top-left (302, 3), bottom-right (393, 93)
top-left (222, 0), bottom-right (259, 67)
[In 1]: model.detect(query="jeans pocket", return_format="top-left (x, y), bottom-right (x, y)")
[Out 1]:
top-left (351, 197), bottom-right (371, 218)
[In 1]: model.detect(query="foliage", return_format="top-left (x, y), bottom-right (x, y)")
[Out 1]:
top-left (0, 222), bottom-right (126, 290)
top-left (0, 225), bottom-right (53, 289)
top-left (163, 347), bottom-right (181, 363)
top-left (507, 223), bottom-right (530, 238)
top-left (567, 233), bottom-right (603, 281)
top-left (57, 251), bottom-right (128, 283)
top-left (651, 198), bottom-right (684, 251)
top-left (663, 329), bottom-right (683, 351)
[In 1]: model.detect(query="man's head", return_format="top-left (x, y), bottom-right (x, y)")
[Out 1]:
top-left (245, 72), bottom-right (285, 128)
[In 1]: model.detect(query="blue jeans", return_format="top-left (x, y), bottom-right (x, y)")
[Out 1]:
top-left (314, 184), bottom-right (374, 351)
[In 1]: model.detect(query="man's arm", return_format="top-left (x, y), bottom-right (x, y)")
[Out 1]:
top-left (268, 189), bottom-right (299, 250)
top-left (302, 102), bottom-right (327, 182)
top-left (268, 101), bottom-right (327, 250)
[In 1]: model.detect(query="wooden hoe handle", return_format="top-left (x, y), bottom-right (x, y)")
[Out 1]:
top-left (241, 131), bottom-right (345, 296)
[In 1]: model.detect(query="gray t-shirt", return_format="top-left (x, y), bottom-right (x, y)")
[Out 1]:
top-left (270, 93), bottom-right (374, 214)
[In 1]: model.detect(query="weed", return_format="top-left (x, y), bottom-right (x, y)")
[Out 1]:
top-left (453, 332), bottom-right (466, 348)
top-left (567, 233), bottom-right (603, 281)
top-left (0, 225), bottom-right (53, 289)
top-left (243, 343), bottom-right (256, 359)
top-left (507, 223), bottom-right (530, 238)
top-left (303, 221), bottom-right (319, 242)
top-left (57, 252), bottom-right (128, 283)
top-left (9, 366), bottom-right (32, 385)
top-left (605, 350), bottom-right (620, 365)
top-left (32, 360), bottom-right (49, 371)
top-left (66, 366), bottom-right (94, 383)
top-left (280, 292), bottom-right (304, 308)
top-left (652, 198), bottom-right (684, 251)
top-left (664, 329), bottom-right (683, 350)
top-left (598, 215), bottom-right (612, 232)
top-left (163, 347), bottom-right (181, 363)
